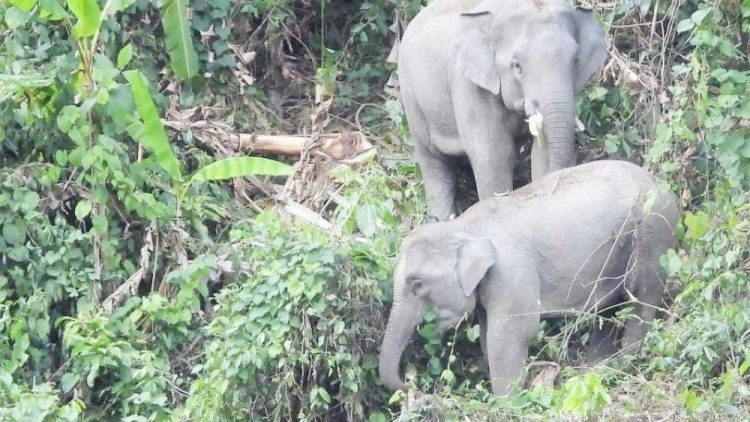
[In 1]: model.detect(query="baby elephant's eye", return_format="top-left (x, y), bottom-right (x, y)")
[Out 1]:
top-left (410, 278), bottom-right (423, 295)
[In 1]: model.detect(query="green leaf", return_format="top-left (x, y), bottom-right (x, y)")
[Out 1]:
top-left (35, 318), bottom-right (50, 338)
top-left (418, 322), bottom-right (440, 344)
top-left (92, 215), bottom-right (108, 235)
top-left (9, 0), bottom-right (38, 11)
top-left (124, 70), bottom-right (182, 181)
top-left (466, 324), bottom-right (480, 342)
top-left (23, 191), bottom-right (40, 210)
top-left (642, 189), bottom-right (657, 214)
top-left (740, 357), bottom-right (750, 376)
top-left (2, 222), bottom-right (26, 246)
top-left (161, 0), bottom-right (199, 80)
top-left (0, 371), bottom-right (12, 389)
top-left (604, 139), bottom-right (618, 154)
top-left (67, 0), bottom-right (101, 38)
top-left (75, 200), bottom-right (93, 221)
top-left (61, 373), bottom-right (81, 393)
top-left (660, 249), bottom-right (682, 276)
top-left (684, 211), bottom-right (709, 240)
top-left (589, 86), bottom-right (608, 100)
top-left (4, 7), bottom-right (29, 30)
top-left (109, 0), bottom-right (136, 12)
top-left (39, 0), bottom-right (70, 19)
top-left (355, 204), bottom-right (378, 237)
top-left (387, 390), bottom-right (406, 406)
top-left (190, 157), bottom-right (294, 182)
top-left (369, 412), bottom-right (388, 422)
top-left (682, 389), bottom-right (704, 415)
top-left (86, 360), bottom-right (100, 387)
top-left (675, 19), bottom-right (694, 33)
top-left (117, 43), bottom-right (133, 70)
top-left (691, 8), bottom-right (711, 24)
top-left (440, 368), bottom-right (455, 385)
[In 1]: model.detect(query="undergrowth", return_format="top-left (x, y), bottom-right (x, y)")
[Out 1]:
top-left (0, 0), bottom-right (748, 421)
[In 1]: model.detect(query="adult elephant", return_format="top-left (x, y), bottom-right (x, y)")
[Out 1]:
top-left (398, 0), bottom-right (608, 219)
top-left (378, 161), bottom-right (680, 396)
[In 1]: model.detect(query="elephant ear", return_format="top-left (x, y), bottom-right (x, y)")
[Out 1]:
top-left (449, 10), bottom-right (500, 95)
top-left (455, 238), bottom-right (497, 297)
top-left (572, 7), bottom-right (609, 90)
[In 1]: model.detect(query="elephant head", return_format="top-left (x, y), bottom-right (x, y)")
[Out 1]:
top-left (448, 2), bottom-right (608, 172)
top-left (379, 226), bottom-right (496, 391)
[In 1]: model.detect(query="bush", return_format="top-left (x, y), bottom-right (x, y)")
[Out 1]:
top-left (0, 0), bottom-right (748, 420)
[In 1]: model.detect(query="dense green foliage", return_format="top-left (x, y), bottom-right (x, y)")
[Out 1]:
top-left (0, 0), bottom-right (748, 421)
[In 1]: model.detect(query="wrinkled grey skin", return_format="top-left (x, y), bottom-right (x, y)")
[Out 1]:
top-left (379, 161), bottom-right (680, 396)
top-left (398, 0), bottom-right (608, 219)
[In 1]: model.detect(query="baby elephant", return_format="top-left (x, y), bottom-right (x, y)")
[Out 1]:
top-left (379, 160), bottom-right (680, 396)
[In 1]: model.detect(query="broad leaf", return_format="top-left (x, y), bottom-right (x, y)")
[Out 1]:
top-left (123, 70), bottom-right (182, 181)
top-left (9, 0), bottom-right (37, 10)
top-left (109, 0), bottom-right (137, 13)
top-left (39, 0), bottom-right (70, 20)
top-left (2, 222), bottom-right (26, 246)
top-left (74, 200), bottom-right (93, 221)
top-left (116, 43), bottom-right (133, 69)
top-left (67, 0), bottom-right (101, 38)
top-left (190, 157), bottom-right (294, 182)
top-left (355, 204), bottom-right (378, 237)
top-left (161, 0), bottom-right (199, 80)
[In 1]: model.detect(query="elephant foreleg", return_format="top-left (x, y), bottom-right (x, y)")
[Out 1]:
top-left (468, 142), bottom-right (516, 201)
top-left (452, 82), bottom-right (519, 200)
top-left (620, 300), bottom-right (658, 354)
top-left (485, 311), bottom-right (540, 396)
top-left (585, 315), bottom-right (620, 363)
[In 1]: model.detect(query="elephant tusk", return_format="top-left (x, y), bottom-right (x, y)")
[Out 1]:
top-left (526, 111), bottom-right (547, 148)
top-left (575, 116), bottom-right (586, 132)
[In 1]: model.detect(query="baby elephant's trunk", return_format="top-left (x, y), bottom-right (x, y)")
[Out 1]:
top-left (379, 299), bottom-right (421, 391)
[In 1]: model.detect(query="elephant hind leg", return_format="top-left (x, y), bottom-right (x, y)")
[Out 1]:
top-left (415, 143), bottom-right (457, 220)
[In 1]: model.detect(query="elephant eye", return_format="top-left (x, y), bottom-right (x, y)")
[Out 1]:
top-left (409, 278), bottom-right (423, 294)
top-left (511, 58), bottom-right (522, 73)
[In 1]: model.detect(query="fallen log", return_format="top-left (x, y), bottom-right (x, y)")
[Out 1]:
top-left (228, 131), bottom-right (376, 164)
top-left (161, 115), bottom-right (376, 163)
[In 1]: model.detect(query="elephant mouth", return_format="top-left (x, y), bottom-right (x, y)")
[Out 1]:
top-left (436, 316), bottom-right (461, 333)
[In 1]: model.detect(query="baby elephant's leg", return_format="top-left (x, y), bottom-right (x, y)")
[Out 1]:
top-left (585, 316), bottom-right (620, 363)
top-left (620, 221), bottom-right (670, 353)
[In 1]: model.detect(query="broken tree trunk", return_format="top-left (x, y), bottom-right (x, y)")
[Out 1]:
top-left (228, 131), bottom-right (374, 162)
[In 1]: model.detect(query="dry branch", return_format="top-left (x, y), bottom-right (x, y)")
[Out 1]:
top-left (102, 223), bottom-right (155, 312)
top-left (227, 131), bottom-right (376, 163)
top-left (161, 112), bottom-right (376, 163)
top-left (282, 199), bottom-right (333, 231)
top-left (161, 106), bottom-right (378, 232)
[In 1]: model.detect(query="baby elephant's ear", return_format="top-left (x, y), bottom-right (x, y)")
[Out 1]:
top-left (455, 238), bottom-right (497, 297)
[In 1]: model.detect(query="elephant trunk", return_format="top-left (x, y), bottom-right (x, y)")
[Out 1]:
top-left (379, 298), bottom-right (422, 391)
top-left (528, 81), bottom-right (577, 172)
